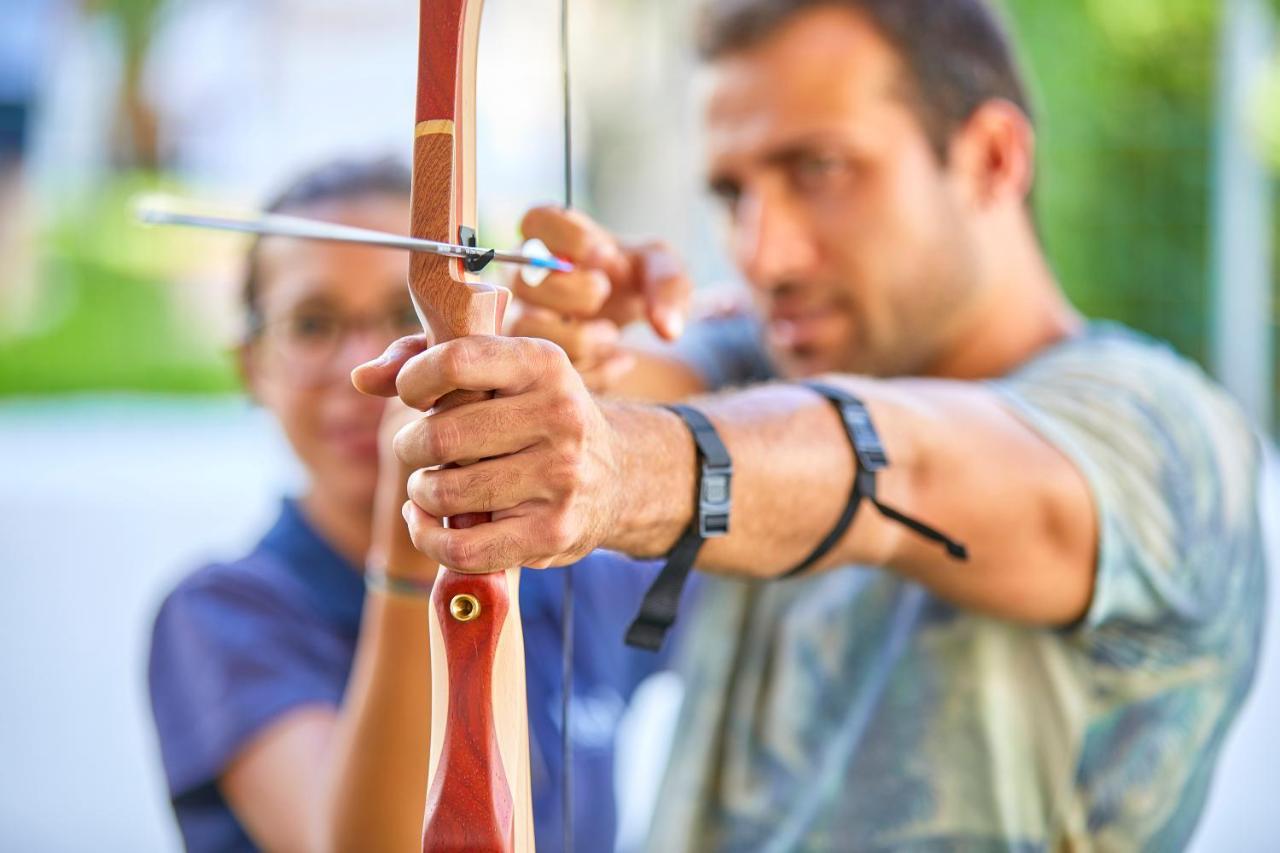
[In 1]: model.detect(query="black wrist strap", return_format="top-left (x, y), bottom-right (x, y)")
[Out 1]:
top-left (625, 404), bottom-right (731, 651)
top-left (783, 382), bottom-right (968, 578)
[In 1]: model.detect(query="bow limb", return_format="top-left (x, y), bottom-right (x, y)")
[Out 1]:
top-left (412, 2), bottom-right (535, 851)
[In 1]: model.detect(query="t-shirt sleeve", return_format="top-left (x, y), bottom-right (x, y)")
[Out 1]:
top-left (990, 334), bottom-right (1264, 641)
top-left (669, 310), bottom-right (775, 391)
top-left (148, 564), bottom-right (344, 797)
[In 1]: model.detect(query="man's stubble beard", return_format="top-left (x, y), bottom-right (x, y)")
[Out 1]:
top-left (846, 207), bottom-right (982, 379)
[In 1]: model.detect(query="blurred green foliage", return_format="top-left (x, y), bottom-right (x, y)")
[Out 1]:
top-left (1004, 0), bottom-right (1277, 429)
top-left (0, 175), bottom-right (239, 395)
top-left (1003, 0), bottom-right (1222, 363)
top-left (1, 0), bottom-right (1276, 406)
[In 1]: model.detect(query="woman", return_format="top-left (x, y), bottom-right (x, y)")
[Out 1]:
top-left (148, 157), bottom-right (662, 852)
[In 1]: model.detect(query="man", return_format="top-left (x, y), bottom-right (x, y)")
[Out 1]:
top-left (354, 0), bottom-right (1268, 848)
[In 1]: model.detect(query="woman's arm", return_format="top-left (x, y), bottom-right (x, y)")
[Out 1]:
top-left (219, 403), bottom-right (438, 853)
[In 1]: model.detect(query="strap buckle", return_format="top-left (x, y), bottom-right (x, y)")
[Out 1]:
top-left (840, 401), bottom-right (889, 473)
top-left (698, 460), bottom-right (732, 537)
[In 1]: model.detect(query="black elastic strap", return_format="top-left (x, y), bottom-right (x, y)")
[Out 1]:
top-left (784, 382), bottom-right (967, 578)
top-left (626, 404), bottom-right (731, 651)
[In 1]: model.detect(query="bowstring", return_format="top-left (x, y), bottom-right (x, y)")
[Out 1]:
top-left (560, 0), bottom-right (575, 849)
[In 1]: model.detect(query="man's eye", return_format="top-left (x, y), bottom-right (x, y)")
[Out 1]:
top-left (793, 154), bottom-right (851, 191)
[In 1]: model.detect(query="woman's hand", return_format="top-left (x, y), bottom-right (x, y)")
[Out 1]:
top-left (360, 337), bottom-right (441, 582)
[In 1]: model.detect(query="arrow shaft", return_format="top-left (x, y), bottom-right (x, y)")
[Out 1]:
top-left (137, 203), bottom-right (572, 273)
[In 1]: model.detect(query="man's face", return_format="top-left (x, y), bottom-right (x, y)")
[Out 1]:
top-left (704, 7), bottom-right (982, 378)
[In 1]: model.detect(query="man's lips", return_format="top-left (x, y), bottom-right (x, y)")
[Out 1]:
top-left (767, 309), bottom-right (834, 349)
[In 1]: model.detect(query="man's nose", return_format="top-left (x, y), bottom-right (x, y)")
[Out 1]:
top-left (732, 189), bottom-right (820, 289)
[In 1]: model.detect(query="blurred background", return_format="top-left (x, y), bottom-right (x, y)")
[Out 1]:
top-left (0, 0), bottom-right (1277, 849)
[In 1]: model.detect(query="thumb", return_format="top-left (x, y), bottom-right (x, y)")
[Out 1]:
top-left (351, 334), bottom-right (432, 397)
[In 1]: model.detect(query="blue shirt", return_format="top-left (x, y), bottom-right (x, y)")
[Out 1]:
top-left (149, 499), bottom-right (667, 852)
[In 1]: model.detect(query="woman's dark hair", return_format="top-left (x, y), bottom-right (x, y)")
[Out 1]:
top-left (242, 155), bottom-right (412, 335)
top-left (697, 0), bottom-right (1032, 162)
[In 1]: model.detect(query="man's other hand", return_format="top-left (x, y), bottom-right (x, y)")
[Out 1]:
top-left (510, 206), bottom-right (693, 394)
top-left (353, 334), bottom-right (624, 573)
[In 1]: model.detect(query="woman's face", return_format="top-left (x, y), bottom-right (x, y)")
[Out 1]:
top-left (242, 193), bottom-right (418, 512)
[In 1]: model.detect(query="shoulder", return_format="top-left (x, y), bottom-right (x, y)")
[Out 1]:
top-left (994, 324), bottom-right (1260, 488)
top-left (148, 550), bottom-right (348, 796)
top-left (994, 324), bottom-right (1266, 636)
top-left (151, 551), bottom-right (321, 658)
top-left (157, 550), bottom-right (309, 619)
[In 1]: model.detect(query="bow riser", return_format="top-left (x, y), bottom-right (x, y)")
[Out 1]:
top-left (411, 1), bottom-right (535, 850)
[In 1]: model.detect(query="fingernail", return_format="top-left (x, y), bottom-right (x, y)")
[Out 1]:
top-left (402, 502), bottom-right (412, 523)
top-left (664, 310), bottom-right (684, 339)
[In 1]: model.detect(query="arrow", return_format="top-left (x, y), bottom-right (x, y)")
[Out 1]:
top-left (133, 193), bottom-right (572, 278)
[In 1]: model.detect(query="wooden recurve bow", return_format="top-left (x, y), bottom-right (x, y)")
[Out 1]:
top-left (410, 1), bottom-right (536, 850)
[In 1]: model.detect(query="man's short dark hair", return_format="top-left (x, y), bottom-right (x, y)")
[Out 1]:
top-left (698, 0), bottom-right (1032, 161)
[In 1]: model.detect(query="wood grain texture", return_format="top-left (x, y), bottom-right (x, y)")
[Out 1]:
top-left (413, 4), bottom-right (533, 847)
top-left (415, 1), bottom-right (462, 123)
top-left (422, 570), bottom-right (514, 852)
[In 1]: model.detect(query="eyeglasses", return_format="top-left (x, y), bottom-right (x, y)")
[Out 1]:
top-left (251, 304), bottom-right (423, 385)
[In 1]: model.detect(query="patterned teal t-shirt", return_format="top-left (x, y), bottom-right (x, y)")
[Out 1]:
top-left (650, 323), bottom-right (1267, 851)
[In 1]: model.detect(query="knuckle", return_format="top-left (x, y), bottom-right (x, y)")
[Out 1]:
top-left (541, 512), bottom-right (577, 554)
top-left (433, 340), bottom-right (471, 385)
top-left (423, 472), bottom-right (456, 513)
top-left (458, 466), bottom-right (493, 509)
top-left (547, 446), bottom-right (583, 489)
top-left (550, 394), bottom-right (589, 442)
top-left (442, 535), bottom-right (481, 572)
top-left (422, 417), bottom-right (459, 463)
top-left (529, 337), bottom-right (569, 373)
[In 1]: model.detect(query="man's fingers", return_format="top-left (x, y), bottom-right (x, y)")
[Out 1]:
top-left (406, 453), bottom-right (552, 519)
top-left (393, 394), bottom-right (542, 469)
top-left (403, 504), bottom-right (554, 573)
top-left (509, 307), bottom-right (622, 366)
top-left (511, 267), bottom-right (612, 318)
top-left (521, 205), bottom-right (629, 278)
top-left (352, 334), bottom-right (432, 397)
top-left (394, 336), bottom-right (566, 411)
top-left (636, 243), bottom-right (693, 341)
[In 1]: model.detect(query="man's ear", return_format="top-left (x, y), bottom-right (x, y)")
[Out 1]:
top-left (946, 98), bottom-right (1035, 210)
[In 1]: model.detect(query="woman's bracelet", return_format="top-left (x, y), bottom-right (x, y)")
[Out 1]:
top-left (364, 568), bottom-right (436, 599)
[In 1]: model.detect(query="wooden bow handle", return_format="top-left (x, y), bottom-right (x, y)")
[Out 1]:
top-left (412, 1), bottom-right (535, 850)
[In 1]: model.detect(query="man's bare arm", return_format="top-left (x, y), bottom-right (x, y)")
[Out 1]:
top-left (368, 336), bottom-right (1098, 629)
top-left (605, 377), bottom-right (1098, 626)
